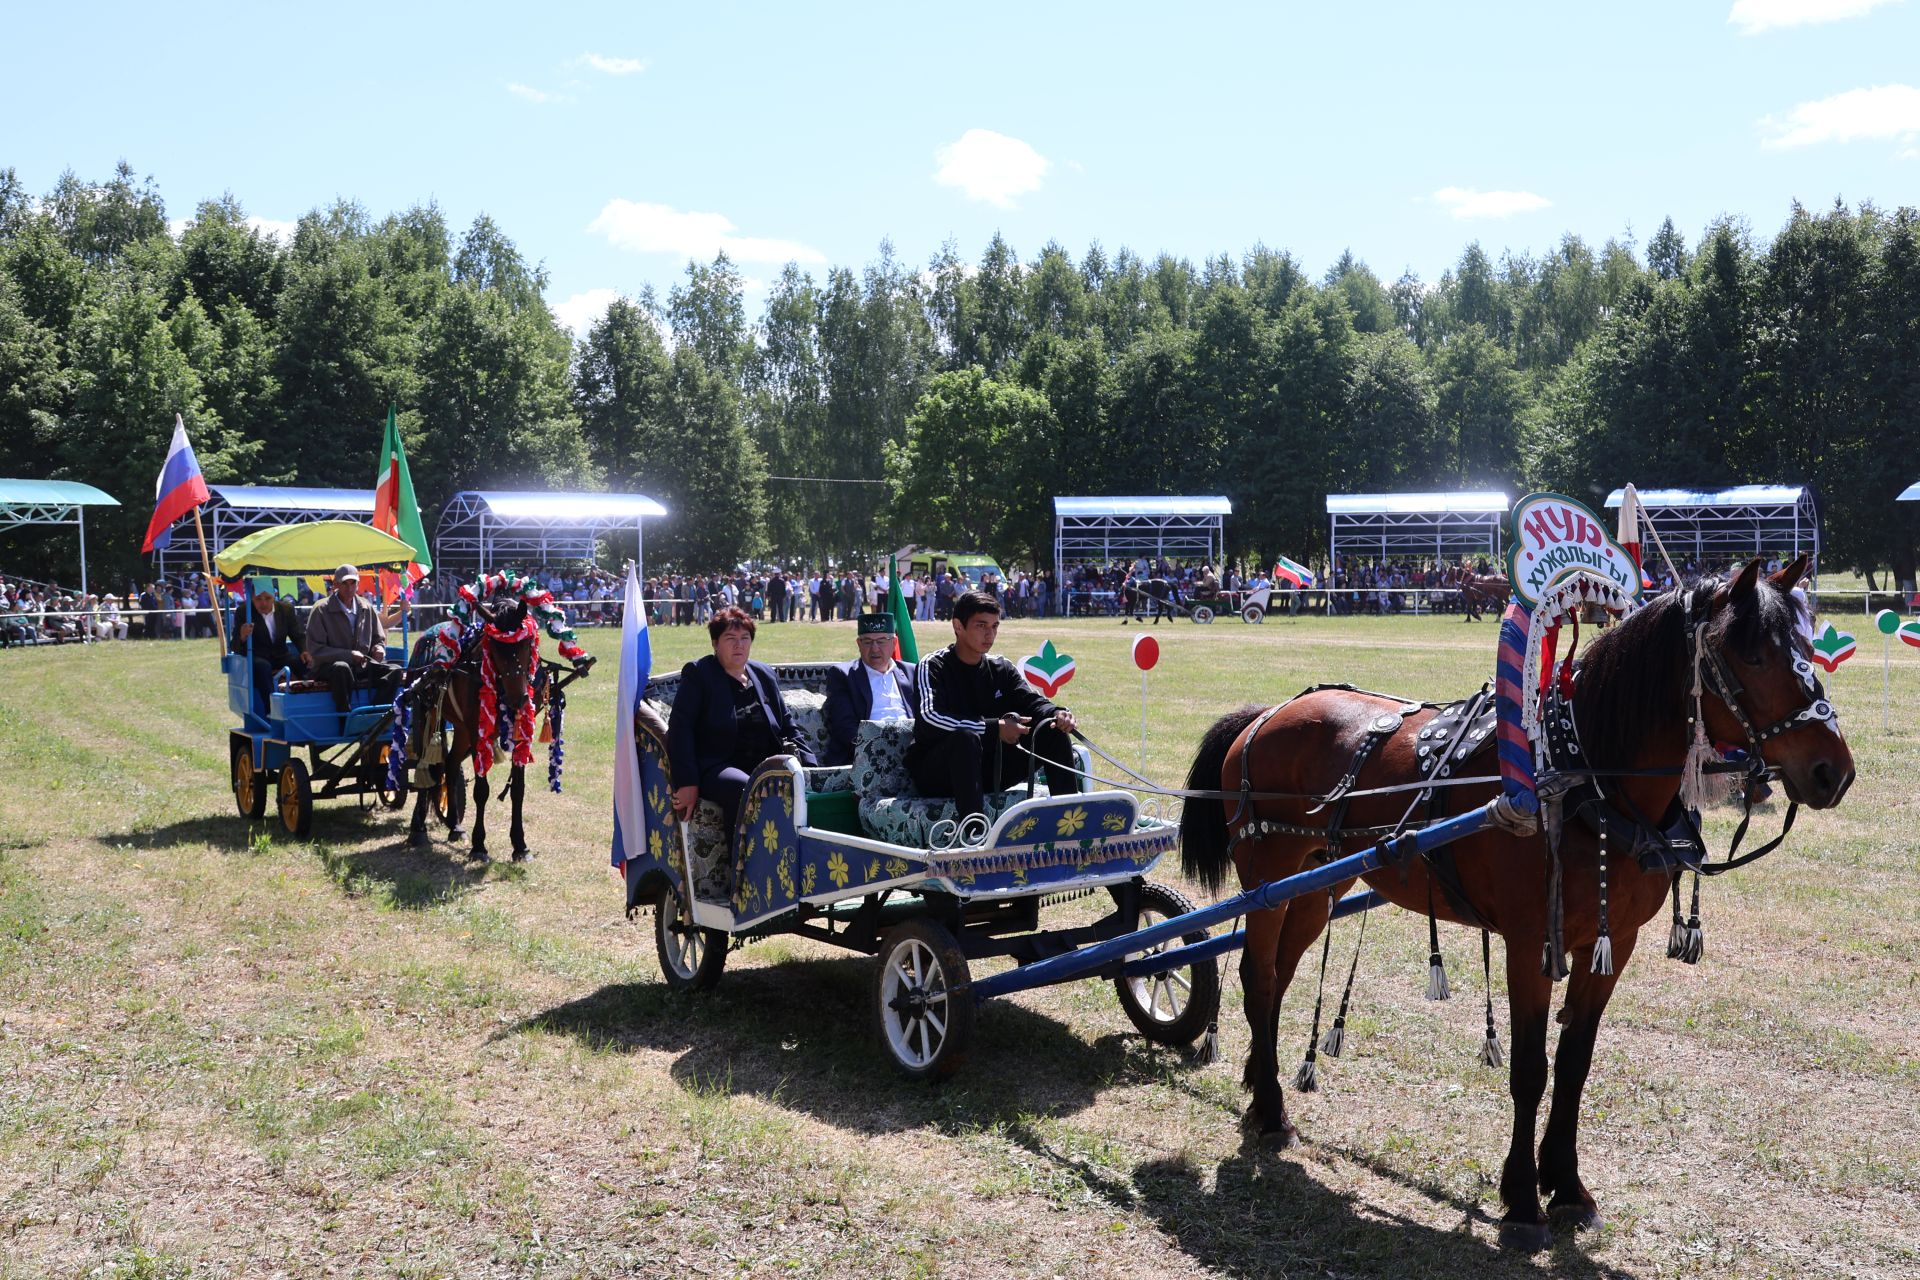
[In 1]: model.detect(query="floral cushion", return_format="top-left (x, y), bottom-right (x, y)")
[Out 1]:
top-left (851, 719), bottom-right (914, 797)
top-left (785, 690), bottom-right (828, 760)
top-left (858, 792), bottom-right (1033, 848)
top-left (806, 765), bottom-right (854, 794)
top-left (683, 800), bottom-right (733, 903)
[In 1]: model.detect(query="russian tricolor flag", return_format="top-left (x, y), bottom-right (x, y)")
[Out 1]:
top-left (142, 415), bottom-right (211, 553)
top-left (610, 561), bottom-right (652, 869)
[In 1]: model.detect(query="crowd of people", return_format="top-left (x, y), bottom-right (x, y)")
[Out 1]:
top-left (0, 573), bottom-right (216, 646)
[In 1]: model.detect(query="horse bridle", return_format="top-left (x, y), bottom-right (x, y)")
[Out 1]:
top-left (1684, 589), bottom-right (1838, 761)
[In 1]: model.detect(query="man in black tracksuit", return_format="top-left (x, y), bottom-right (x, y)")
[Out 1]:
top-left (908, 589), bottom-right (1079, 817)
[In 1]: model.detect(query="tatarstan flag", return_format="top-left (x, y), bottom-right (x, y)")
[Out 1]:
top-left (887, 564), bottom-right (919, 664)
top-left (372, 404), bottom-right (431, 598)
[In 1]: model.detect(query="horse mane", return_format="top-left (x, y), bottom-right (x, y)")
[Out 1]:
top-left (1572, 568), bottom-right (1803, 770)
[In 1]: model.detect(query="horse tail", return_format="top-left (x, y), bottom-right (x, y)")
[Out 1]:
top-left (1179, 704), bottom-right (1266, 895)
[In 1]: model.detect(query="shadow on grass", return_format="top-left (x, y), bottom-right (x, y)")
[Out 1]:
top-left (100, 808), bottom-right (491, 910)
top-left (509, 957), bottom-right (1220, 1134)
top-left (518, 964), bottom-right (1632, 1279)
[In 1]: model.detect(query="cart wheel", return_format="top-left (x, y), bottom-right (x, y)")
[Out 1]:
top-left (1241, 603), bottom-right (1265, 625)
top-left (874, 919), bottom-right (974, 1081)
top-left (232, 738), bottom-right (267, 820)
top-left (374, 745), bottom-right (406, 810)
top-left (1116, 881), bottom-right (1221, 1048)
top-left (655, 879), bottom-right (727, 991)
top-left (278, 758), bottom-right (314, 839)
top-left (1192, 605), bottom-right (1215, 625)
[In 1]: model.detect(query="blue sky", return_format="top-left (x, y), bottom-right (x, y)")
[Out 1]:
top-left (4, 0), bottom-right (1917, 334)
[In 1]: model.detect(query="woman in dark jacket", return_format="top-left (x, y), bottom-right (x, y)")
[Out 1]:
top-left (667, 606), bottom-right (817, 831)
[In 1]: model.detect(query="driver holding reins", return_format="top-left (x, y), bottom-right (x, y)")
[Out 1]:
top-left (907, 589), bottom-right (1079, 819)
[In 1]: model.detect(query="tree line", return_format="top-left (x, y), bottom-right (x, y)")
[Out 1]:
top-left (3, 163), bottom-right (1916, 584)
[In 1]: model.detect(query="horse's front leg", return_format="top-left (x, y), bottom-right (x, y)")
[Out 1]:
top-left (1499, 942), bottom-right (1555, 1251)
top-left (407, 785), bottom-right (432, 849)
top-left (469, 771), bottom-right (491, 862)
top-left (508, 763), bottom-right (529, 861)
top-left (1538, 932), bottom-right (1633, 1231)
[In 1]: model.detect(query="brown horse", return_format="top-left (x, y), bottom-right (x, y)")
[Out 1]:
top-left (1179, 557), bottom-right (1852, 1249)
top-left (405, 595), bottom-right (540, 862)
top-left (1458, 572), bottom-right (1510, 621)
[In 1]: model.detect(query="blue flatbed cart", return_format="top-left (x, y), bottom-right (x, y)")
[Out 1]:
top-left (622, 664), bottom-right (1224, 1078)
top-left (217, 521), bottom-right (424, 838)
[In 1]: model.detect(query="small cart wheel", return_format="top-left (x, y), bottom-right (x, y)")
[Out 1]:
top-left (1117, 881), bottom-right (1221, 1049)
top-left (374, 745), bottom-right (406, 810)
top-left (278, 758), bottom-right (314, 839)
top-left (232, 738), bottom-right (267, 820)
top-left (874, 919), bottom-right (974, 1081)
top-left (655, 878), bottom-right (727, 992)
top-left (1241, 603), bottom-right (1265, 625)
top-left (1191, 605), bottom-right (1215, 625)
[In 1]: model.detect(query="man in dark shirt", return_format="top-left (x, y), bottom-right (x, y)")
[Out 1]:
top-left (908, 590), bottom-right (1078, 818)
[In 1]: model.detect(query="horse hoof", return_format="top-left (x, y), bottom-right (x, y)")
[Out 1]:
top-left (1497, 1219), bottom-right (1552, 1253)
top-left (407, 830), bottom-right (432, 850)
top-left (511, 847), bottom-right (530, 862)
top-left (1548, 1202), bottom-right (1602, 1233)
top-left (468, 848), bottom-right (489, 864)
top-left (447, 826), bottom-right (467, 841)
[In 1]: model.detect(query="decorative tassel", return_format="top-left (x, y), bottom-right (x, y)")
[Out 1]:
top-left (1479, 931), bottom-right (1503, 1067)
top-left (1192, 1018), bottom-right (1219, 1066)
top-left (1592, 811), bottom-right (1614, 975)
top-left (1293, 1052), bottom-right (1319, 1092)
top-left (1680, 621), bottom-right (1741, 811)
top-left (1666, 879), bottom-right (1688, 959)
top-left (1676, 873), bottom-right (1704, 965)
top-left (546, 686), bottom-right (567, 793)
top-left (1299, 916), bottom-right (1334, 1085)
top-left (1319, 1019), bottom-right (1345, 1059)
top-left (1425, 888), bottom-right (1450, 1001)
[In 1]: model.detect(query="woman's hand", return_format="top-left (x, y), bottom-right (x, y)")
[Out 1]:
top-left (672, 785), bottom-right (699, 821)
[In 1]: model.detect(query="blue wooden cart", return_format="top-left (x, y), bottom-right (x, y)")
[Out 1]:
top-left (621, 663), bottom-right (1224, 1078)
top-left (217, 522), bottom-right (424, 838)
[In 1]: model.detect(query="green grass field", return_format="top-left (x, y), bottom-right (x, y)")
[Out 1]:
top-left (1, 613), bottom-right (1915, 1279)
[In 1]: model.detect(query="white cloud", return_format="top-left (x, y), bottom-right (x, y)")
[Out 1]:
top-left (1728, 0), bottom-right (1902, 35)
top-left (1759, 83), bottom-right (1920, 149)
top-left (550, 287), bottom-right (624, 336)
top-left (506, 82), bottom-right (573, 104)
top-left (933, 129), bottom-right (1050, 208)
top-left (577, 52), bottom-right (648, 75)
top-left (587, 199), bottom-right (826, 265)
top-left (1429, 186), bottom-right (1552, 219)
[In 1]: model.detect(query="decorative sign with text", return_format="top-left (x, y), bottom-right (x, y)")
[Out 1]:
top-left (1504, 492), bottom-right (1644, 610)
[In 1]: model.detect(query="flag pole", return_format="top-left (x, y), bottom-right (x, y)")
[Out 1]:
top-left (193, 504), bottom-right (227, 651)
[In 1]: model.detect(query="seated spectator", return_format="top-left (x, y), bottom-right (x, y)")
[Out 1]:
top-left (667, 606), bottom-right (818, 834)
top-left (822, 612), bottom-right (919, 766)
top-left (231, 582), bottom-right (308, 716)
top-left (304, 565), bottom-right (401, 713)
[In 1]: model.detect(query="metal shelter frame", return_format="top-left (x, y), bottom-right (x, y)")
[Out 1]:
top-left (1603, 485), bottom-right (1819, 571)
top-left (1326, 492), bottom-right (1509, 577)
top-left (151, 486), bottom-right (379, 577)
top-left (0, 479), bottom-right (120, 597)
top-left (434, 491), bottom-right (668, 575)
top-left (1053, 496), bottom-right (1231, 593)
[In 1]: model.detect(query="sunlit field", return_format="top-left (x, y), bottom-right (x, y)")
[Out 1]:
top-left (1, 612), bottom-right (1915, 1278)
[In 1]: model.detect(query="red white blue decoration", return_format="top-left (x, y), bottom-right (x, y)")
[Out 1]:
top-left (142, 414), bottom-right (210, 553)
top-left (1810, 622), bottom-right (1856, 673)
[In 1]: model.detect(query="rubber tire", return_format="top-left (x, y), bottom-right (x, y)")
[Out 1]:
top-left (1116, 881), bottom-right (1222, 1048)
top-left (1242, 604), bottom-right (1265, 625)
top-left (232, 737), bottom-right (267, 820)
top-left (655, 879), bottom-right (727, 992)
top-left (1192, 606), bottom-right (1215, 625)
top-left (278, 758), bottom-right (314, 839)
top-left (874, 919), bottom-right (975, 1081)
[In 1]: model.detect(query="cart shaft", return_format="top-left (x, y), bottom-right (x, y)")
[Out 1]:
top-left (1117, 889), bottom-right (1384, 980)
top-left (969, 803), bottom-right (1495, 1003)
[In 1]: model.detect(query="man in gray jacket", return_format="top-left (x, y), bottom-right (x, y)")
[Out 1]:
top-left (304, 564), bottom-right (400, 712)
